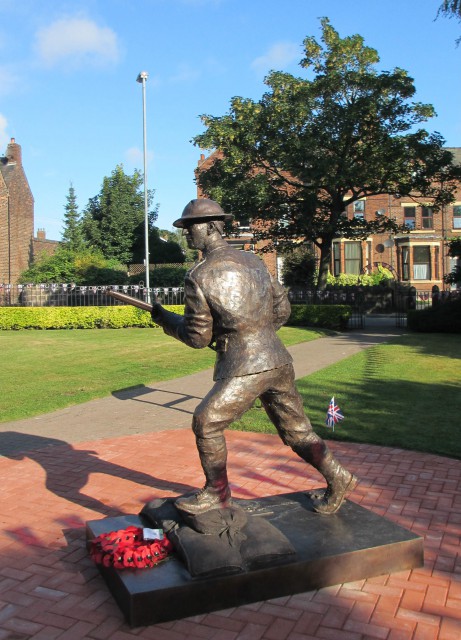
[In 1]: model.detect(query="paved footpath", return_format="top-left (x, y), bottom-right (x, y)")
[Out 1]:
top-left (1, 328), bottom-right (404, 453)
top-left (1, 329), bottom-right (461, 640)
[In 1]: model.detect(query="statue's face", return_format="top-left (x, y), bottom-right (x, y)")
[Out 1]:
top-left (183, 222), bottom-right (208, 250)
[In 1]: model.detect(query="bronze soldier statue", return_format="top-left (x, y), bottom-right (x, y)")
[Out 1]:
top-left (151, 198), bottom-right (357, 516)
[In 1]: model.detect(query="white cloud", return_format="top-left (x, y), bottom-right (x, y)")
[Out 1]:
top-left (251, 42), bottom-right (299, 73)
top-left (125, 146), bottom-right (143, 166)
top-left (0, 113), bottom-right (9, 150)
top-left (34, 17), bottom-right (120, 68)
top-left (125, 146), bottom-right (154, 168)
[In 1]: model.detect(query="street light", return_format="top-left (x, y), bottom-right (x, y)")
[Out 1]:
top-left (136, 70), bottom-right (150, 302)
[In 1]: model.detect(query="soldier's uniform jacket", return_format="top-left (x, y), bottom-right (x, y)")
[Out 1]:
top-left (155, 244), bottom-right (293, 381)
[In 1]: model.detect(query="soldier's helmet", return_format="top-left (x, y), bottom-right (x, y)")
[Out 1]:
top-left (173, 198), bottom-right (233, 228)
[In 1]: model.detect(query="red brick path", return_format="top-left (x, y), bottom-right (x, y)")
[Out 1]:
top-left (0, 429), bottom-right (460, 639)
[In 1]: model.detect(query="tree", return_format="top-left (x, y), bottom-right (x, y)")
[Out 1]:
top-left (166, 228), bottom-right (199, 262)
top-left (438, 0), bottom-right (461, 17)
top-left (61, 183), bottom-right (86, 251)
top-left (280, 245), bottom-right (317, 287)
top-left (19, 247), bottom-right (127, 285)
top-left (444, 237), bottom-right (461, 286)
top-left (194, 19), bottom-right (461, 290)
top-left (151, 229), bottom-right (185, 264)
top-left (438, 0), bottom-right (461, 44)
top-left (82, 165), bottom-right (158, 265)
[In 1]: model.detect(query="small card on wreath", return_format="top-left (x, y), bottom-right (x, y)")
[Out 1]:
top-left (143, 528), bottom-right (163, 541)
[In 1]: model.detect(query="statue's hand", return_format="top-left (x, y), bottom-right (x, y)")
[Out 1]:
top-left (150, 302), bottom-right (163, 321)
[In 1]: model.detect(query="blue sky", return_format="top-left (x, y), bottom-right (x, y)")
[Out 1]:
top-left (1, 0), bottom-right (460, 240)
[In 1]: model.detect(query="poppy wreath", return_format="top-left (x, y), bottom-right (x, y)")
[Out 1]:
top-left (90, 525), bottom-right (173, 570)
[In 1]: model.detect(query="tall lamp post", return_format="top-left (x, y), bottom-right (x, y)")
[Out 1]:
top-left (136, 70), bottom-right (150, 302)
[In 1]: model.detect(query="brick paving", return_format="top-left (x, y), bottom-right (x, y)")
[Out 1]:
top-left (0, 331), bottom-right (460, 639)
top-left (1, 430), bottom-right (460, 639)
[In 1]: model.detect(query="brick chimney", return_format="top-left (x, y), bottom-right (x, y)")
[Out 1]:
top-left (6, 138), bottom-right (21, 165)
top-left (36, 228), bottom-right (46, 241)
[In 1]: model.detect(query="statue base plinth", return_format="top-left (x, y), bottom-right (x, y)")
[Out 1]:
top-left (86, 491), bottom-right (423, 627)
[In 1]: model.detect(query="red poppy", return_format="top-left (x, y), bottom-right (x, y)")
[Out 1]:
top-left (90, 527), bottom-right (172, 570)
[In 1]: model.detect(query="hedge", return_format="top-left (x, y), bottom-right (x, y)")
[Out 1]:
top-left (288, 304), bottom-right (352, 330)
top-left (0, 303), bottom-right (352, 331)
top-left (407, 299), bottom-right (461, 333)
top-left (0, 306), bottom-right (184, 330)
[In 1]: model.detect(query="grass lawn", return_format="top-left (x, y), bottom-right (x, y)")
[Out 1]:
top-left (231, 333), bottom-right (461, 459)
top-left (0, 325), bottom-right (324, 423)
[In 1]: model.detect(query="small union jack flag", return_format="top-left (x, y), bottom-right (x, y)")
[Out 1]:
top-left (325, 397), bottom-right (344, 431)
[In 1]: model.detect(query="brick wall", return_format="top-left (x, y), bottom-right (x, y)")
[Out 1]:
top-left (0, 139), bottom-right (35, 283)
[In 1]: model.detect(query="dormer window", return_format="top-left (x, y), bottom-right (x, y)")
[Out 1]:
top-left (353, 200), bottom-right (365, 220)
top-left (403, 206), bottom-right (416, 230)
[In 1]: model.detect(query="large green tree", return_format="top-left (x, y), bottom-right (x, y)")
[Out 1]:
top-left (438, 0), bottom-right (461, 43)
top-left (195, 19), bottom-right (461, 290)
top-left (82, 165), bottom-right (158, 265)
top-left (444, 237), bottom-right (461, 286)
top-left (61, 183), bottom-right (86, 251)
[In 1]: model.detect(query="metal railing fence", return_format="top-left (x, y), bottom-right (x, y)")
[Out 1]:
top-left (0, 284), bottom-right (185, 307)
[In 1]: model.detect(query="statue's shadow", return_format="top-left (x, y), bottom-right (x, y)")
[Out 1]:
top-left (0, 431), bottom-right (193, 517)
top-left (112, 385), bottom-right (201, 416)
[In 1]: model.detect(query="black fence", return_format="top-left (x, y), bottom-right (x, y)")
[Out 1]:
top-left (0, 284), bottom-right (185, 307)
top-left (2, 282), bottom-right (458, 332)
top-left (287, 287), bottom-right (366, 329)
top-left (288, 285), bottom-right (460, 329)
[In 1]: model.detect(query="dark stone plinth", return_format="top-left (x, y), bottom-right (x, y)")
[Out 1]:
top-left (86, 492), bottom-right (424, 627)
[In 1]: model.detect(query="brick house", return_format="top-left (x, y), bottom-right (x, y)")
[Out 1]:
top-left (196, 149), bottom-right (461, 290)
top-left (0, 139), bottom-right (58, 283)
top-left (0, 138), bottom-right (34, 283)
top-left (334, 147), bottom-right (461, 292)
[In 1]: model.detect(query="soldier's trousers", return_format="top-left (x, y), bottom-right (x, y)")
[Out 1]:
top-left (192, 363), bottom-right (330, 485)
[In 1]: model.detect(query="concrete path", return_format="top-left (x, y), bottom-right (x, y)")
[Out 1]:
top-left (0, 329), bottom-right (405, 452)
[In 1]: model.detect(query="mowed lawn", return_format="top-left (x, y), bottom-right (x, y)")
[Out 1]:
top-left (0, 326), bottom-right (324, 423)
top-left (231, 333), bottom-right (461, 459)
top-left (2, 327), bottom-right (460, 459)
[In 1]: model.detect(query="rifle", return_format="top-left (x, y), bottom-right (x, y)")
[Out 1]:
top-left (106, 288), bottom-right (217, 351)
top-left (105, 289), bottom-right (154, 311)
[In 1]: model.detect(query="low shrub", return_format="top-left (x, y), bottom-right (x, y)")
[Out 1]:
top-left (1, 303), bottom-right (353, 331)
top-left (0, 305), bottom-right (185, 330)
top-left (288, 304), bottom-right (352, 330)
top-left (407, 298), bottom-right (461, 333)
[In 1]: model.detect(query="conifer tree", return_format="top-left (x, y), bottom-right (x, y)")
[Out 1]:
top-left (62, 183), bottom-right (85, 251)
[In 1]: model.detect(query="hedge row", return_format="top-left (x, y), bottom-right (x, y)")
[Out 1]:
top-left (288, 304), bottom-right (352, 330)
top-left (407, 299), bottom-right (461, 333)
top-left (0, 306), bottom-right (184, 330)
top-left (0, 303), bottom-right (351, 331)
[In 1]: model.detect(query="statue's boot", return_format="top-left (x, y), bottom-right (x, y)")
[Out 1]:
top-left (175, 481), bottom-right (232, 515)
top-left (175, 434), bottom-right (232, 515)
top-left (292, 438), bottom-right (357, 515)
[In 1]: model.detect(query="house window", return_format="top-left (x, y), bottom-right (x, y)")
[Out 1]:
top-left (413, 246), bottom-right (431, 280)
top-left (403, 206), bottom-right (416, 229)
top-left (421, 207), bottom-right (433, 229)
top-left (453, 205), bottom-right (461, 229)
top-left (237, 216), bottom-right (251, 231)
top-left (344, 242), bottom-right (362, 275)
top-left (333, 243), bottom-right (341, 276)
top-left (402, 247), bottom-right (410, 281)
top-left (353, 200), bottom-right (365, 220)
